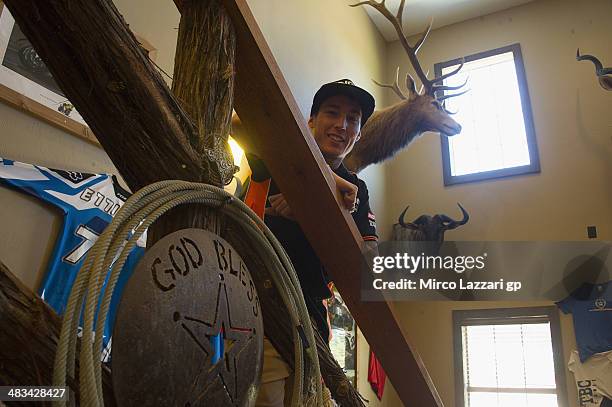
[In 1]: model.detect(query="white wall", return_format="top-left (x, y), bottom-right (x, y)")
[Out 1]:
top-left (381, 0), bottom-right (612, 242)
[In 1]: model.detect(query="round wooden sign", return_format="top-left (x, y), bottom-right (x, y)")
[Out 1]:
top-left (112, 228), bottom-right (263, 406)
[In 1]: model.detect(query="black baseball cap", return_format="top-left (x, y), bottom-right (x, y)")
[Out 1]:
top-left (310, 79), bottom-right (375, 125)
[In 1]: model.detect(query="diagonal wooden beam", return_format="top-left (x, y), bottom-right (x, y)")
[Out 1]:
top-left (212, 1), bottom-right (443, 406)
top-left (3, 0), bottom-right (202, 191)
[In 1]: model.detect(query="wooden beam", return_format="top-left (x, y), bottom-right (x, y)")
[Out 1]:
top-left (0, 261), bottom-right (116, 405)
top-left (217, 2), bottom-right (443, 406)
top-left (2, 0), bottom-right (203, 191)
top-left (148, 0), bottom-right (236, 244)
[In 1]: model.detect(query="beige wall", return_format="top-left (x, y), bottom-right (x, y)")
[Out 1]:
top-left (112, 0), bottom-right (180, 84)
top-left (382, 0), bottom-right (611, 241)
top-left (356, 0), bottom-right (611, 406)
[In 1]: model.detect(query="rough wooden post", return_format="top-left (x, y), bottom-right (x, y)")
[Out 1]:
top-left (148, 0), bottom-right (236, 243)
top-left (172, 0), bottom-right (235, 188)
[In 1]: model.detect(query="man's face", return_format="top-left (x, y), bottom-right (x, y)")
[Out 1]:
top-left (308, 94), bottom-right (362, 167)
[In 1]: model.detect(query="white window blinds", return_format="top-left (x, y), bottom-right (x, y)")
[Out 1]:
top-left (461, 322), bottom-right (559, 407)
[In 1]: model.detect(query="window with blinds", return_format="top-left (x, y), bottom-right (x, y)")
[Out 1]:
top-left (453, 307), bottom-right (568, 407)
top-left (434, 44), bottom-right (540, 185)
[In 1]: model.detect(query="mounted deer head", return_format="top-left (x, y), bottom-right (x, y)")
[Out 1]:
top-left (345, 0), bottom-right (468, 173)
top-left (576, 49), bottom-right (612, 91)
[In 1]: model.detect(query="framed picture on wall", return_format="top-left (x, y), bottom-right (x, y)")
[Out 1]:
top-left (0, 3), bottom-right (157, 146)
top-left (0, 3), bottom-right (96, 142)
top-left (327, 286), bottom-right (357, 386)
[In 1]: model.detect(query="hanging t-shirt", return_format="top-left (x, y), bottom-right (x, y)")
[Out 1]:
top-left (0, 157), bottom-right (144, 353)
top-left (557, 281), bottom-right (612, 362)
top-left (568, 350), bottom-right (612, 407)
top-left (368, 350), bottom-right (386, 400)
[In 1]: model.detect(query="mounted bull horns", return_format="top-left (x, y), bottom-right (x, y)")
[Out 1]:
top-left (438, 204), bottom-right (470, 230)
top-left (576, 48), bottom-right (612, 91)
top-left (398, 205), bottom-right (417, 229)
top-left (398, 203), bottom-right (469, 231)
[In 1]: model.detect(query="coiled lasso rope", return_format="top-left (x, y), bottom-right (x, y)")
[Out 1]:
top-left (52, 180), bottom-right (323, 406)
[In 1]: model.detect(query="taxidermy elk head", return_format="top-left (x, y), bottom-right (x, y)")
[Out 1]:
top-left (576, 49), bottom-right (612, 91)
top-left (344, 0), bottom-right (468, 173)
top-left (393, 203), bottom-right (469, 244)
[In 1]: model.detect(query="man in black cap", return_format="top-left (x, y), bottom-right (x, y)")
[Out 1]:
top-left (263, 78), bottom-right (377, 329)
top-left (235, 79), bottom-right (378, 406)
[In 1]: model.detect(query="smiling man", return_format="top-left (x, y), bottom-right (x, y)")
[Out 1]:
top-left (253, 79), bottom-right (377, 336)
top-left (236, 79), bottom-right (378, 406)
top-left (310, 84), bottom-right (370, 168)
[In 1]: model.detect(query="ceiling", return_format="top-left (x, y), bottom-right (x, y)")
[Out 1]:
top-left (358, 0), bottom-right (537, 41)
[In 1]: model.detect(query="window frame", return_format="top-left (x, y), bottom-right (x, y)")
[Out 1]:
top-left (452, 306), bottom-right (569, 407)
top-left (434, 43), bottom-right (540, 186)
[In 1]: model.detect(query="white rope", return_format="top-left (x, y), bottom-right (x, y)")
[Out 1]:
top-left (52, 180), bottom-right (323, 406)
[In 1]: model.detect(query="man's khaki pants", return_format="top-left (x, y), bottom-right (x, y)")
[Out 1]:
top-left (255, 338), bottom-right (291, 407)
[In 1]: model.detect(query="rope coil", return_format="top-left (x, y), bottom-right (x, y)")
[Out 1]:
top-left (52, 180), bottom-right (323, 406)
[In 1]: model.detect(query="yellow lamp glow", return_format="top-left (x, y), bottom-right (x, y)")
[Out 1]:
top-left (228, 137), bottom-right (244, 167)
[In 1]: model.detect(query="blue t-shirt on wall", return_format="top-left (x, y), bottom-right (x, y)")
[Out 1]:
top-left (557, 281), bottom-right (612, 362)
top-left (0, 157), bottom-right (144, 358)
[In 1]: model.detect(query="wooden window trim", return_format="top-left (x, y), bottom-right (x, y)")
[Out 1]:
top-left (452, 306), bottom-right (569, 407)
top-left (434, 43), bottom-right (541, 186)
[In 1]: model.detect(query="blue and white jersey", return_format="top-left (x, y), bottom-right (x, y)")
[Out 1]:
top-left (557, 281), bottom-right (612, 362)
top-left (0, 158), bottom-right (144, 351)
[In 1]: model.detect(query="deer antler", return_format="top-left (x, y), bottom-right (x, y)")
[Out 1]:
top-left (437, 88), bottom-right (470, 102)
top-left (413, 17), bottom-right (432, 55)
top-left (432, 76), bottom-right (469, 93)
top-left (351, 1), bottom-right (467, 99)
top-left (431, 60), bottom-right (465, 84)
top-left (350, 1), bottom-right (433, 93)
top-left (372, 66), bottom-right (407, 100)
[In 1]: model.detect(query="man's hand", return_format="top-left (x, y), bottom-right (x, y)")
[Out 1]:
top-left (333, 172), bottom-right (358, 213)
top-left (264, 171), bottom-right (358, 221)
top-left (265, 194), bottom-right (295, 220)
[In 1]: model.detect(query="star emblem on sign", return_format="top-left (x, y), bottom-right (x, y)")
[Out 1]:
top-left (175, 281), bottom-right (254, 405)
